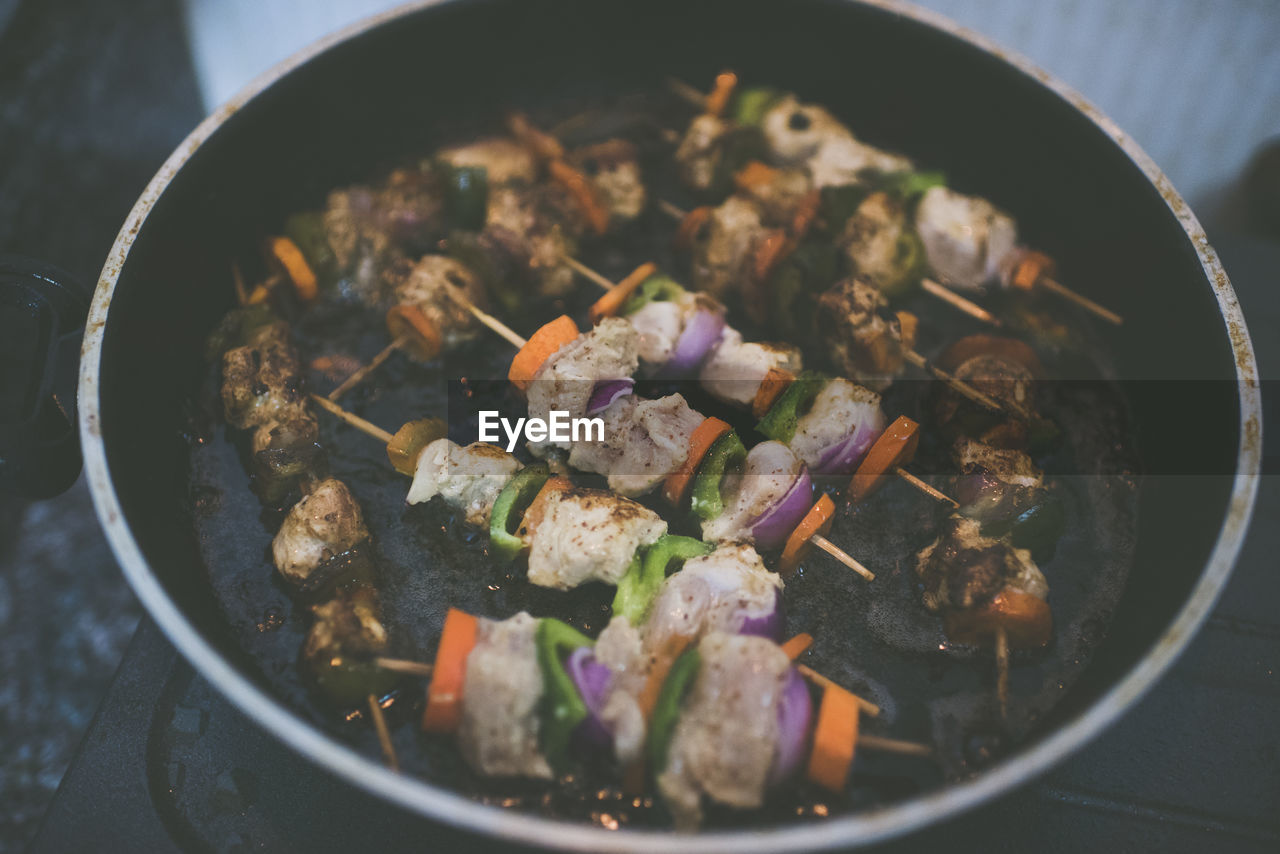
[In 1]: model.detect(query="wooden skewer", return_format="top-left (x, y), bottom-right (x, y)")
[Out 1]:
top-left (232, 262), bottom-right (249, 307)
top-left (1040, 275), bottom-right (1123, 325)
top-left (367, 693), bottom-right (400, 772)
top-left (810, 534), bottom-right (876, 581)
top-left (327, 332), bottom-right (412, 402)
top-left (894, 466), bottom-right (959, 508)
top-left (920, 277), bottom-right (1002, 327)
top-left (666, 76), bottom-right (710, 111)
top-left (995, 625), bottom-right (1010, 721)
top-left (309, 393), bottom-right (394, 444)
top-left (859, 734), bottom-right (935, 759)
top-left (465, 302), bottom-right (527, 349)
top-left (561, 254), bottom-right (616, 292)
top-left (901, 349), bottom-right (1022, 419)
top-left (373, 657), bottom-right (435, 678)
top-left (796, 665), bottom-right (880, 717)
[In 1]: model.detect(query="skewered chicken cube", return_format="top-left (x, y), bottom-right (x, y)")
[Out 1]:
top-left (457, 612), bottom-right (553, 779)
top-left (221, 321), bottom-right (308, 430)
top-left (914, 185), bottom-right (1017, 290)
top-left (523, 485), bottom-right (667, 590)
top-left (915, 515), bottom-right (1047, 614)
top-left (272, 478), bottom-right (369, 586)
top-left (815, 276), bottom-right (911, 391)
top-left (568, 393), bottom-right (704, 497)
top-left (406, 438), bottom-right (523, 526)
top-left (698, 328), bottom-right (803, 408)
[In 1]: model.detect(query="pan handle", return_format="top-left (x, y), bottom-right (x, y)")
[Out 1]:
top-left (0, 256), bottom-right (89, 499)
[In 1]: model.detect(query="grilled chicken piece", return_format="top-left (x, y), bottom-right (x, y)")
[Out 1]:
top-left (303, 587), bottom-right (389, 664)
top-left (406, 438), bottom-right (523, 526)
top-left (933, 352), bottom-right (1037, 449)
top-left (568, 138), bottom-right (647, 224)
top-left (839, 191), bottom-right (920, 295)
top-left (675, 113), bottom-right (733, 192)
top-left (691, 195), bottom-right (768, 298)
top-left (790, 378), bottom-right (884, 470)
top-left (815, 276), bottom-right (911, 391)
top-left (392, 254), bottom-right (489, 350)
top-left (272, 478), bottom-right (369, 586)
top-left (568, 393), bottom-right (704, 497)
top-left (698, 327), bottom-right (803, 408)
top-left (221, 321), bottom-right (308, 430)
top-left (915, 186), bottom-right (1018, 290)
top-left (953, 438), bottom-right (1044, 521)
top-left (643, 543), bottom-right (782, 650)
top-left (915, 515), bottom-right (1047, 614)
top-left (523, 485), bottom-right (667, 589)
top-left (760, 95), bottom-right (912, 187)
top-left (657, 632), bottom-right (792, 829)
top-left (736, 166), bottom-right (814, 227)
top-left (702, 441), bottom-right (803, 544)
top-left (436, 136), bottom-right (539, 185)
top-left (458, 612), bottom-right (553, 779)
top-left (526, 318), bottom-right (640, 455)
top-left (485, 183), bottom-right (579, 297)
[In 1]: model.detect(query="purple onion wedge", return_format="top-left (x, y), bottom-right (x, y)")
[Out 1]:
top-left (567, 647), bottom-right (615, 752)
top-left (815, 412), bottom-right (884, 475)
top-left (750, 466), bottom-right (813, 551)
top-left (661, 307), bottom-right (725, 377)
top-left (586, 379), bottom-right (635, 415)
top-left (769, 667), bottom-right (813, 787)
top-left (738, 587), bottom-right (785, 641)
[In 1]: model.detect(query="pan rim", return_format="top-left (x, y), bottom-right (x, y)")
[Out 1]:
top-left (77, 0), bottom-right (1262, 850)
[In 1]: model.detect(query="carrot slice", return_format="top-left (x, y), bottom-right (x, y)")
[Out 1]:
top-left (790, 189), bottom-right (823, 242)
top-left (1010, 249), bottom-right (1054, 292)
top-left (587, 261), bottom-right (658, 324)
top-left (946, 590), bottom-right (1053, 649)
top-left (704, 71), bottom-right (738, 117)
top-left (637, 633), bottom-right (694, 721)
top-left (936, 334), bottom-right (1044, 378)
top-left (515, 475), bottom-right (573, 543)
top-left (847, 415), bottom-right (920, 504)
top-left (751, 366), bottom-right (795, 419)
top-left (663, 417), bottom-right (733, 507)
top-left (385, 303), bottom-right (442, 362)
top-left (673, 205), bottom-right (714, 251)
top-left (895, 310), bottom-right (919, 353)
top-left (781, 632), bottom-right (814, 660)
top-left (753, 228), bottom-right (791, 283)
top-left (548, 159), bottom-right (609, 236)
top-left (421, 608), bottom-right (479, 732)
top-left (733, 160), bottom-right (780, 193)
top-left (779, 495), bottom-right (836, 576)
top-left (265, 236), bottom-right (318, 302)
top-left (806, 680), bottom-right (860, 792)
top-left (508, 315), bottom-right (579, 392)
top-left (506, 112), bottom-right (564, 162)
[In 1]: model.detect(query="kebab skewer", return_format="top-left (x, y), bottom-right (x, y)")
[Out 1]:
top-left (211, 297), bottom-right (402, 767)
top-left (668, 74), bottom-right (1122, 325)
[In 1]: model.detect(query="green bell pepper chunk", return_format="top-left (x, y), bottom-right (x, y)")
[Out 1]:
top-left (284, 210), bottom-right (336, 284)
top-left (766, 241), bottom-right (839, 334)
top-left (878, 230), bottom-right (927, 301)
top-left (620, 274), bottom-right (686, 316)
top-left (443, 164), bottom-right (489, 231)
top-left (873, 169), bottom-right (947, 202)
top-left (731, 87), bottom-right (783, 126)
top-left (310, 655), bottom-right (401, 709)
top-left (690, 431), bottom-right (747, 521)
top-left (536, 618), bottom-right (596, 773)
top-left (489, 464), bottom-right (551, 562)
top-left (819, 185), bottom-right (872, 233)
top-left (645, 647), bottom-right (702, 774)
top-left (756, 370), bottom-right (829, 443)
top-left (203, 303), bottom-right (278, 362)
top-left (980, 495), bottom-right (1066, 563)
top-left (612, 535), bottom-right (714, 624)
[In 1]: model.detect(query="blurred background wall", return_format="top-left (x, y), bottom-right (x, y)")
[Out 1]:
top-left (182, 0), bottom-right (1280, 232)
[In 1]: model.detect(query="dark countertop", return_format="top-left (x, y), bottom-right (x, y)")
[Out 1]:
top-left (0, 1), bottom-right (1276, 851)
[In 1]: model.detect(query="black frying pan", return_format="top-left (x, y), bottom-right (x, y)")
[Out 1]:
top-left (52, 0), bottom-right (1262, 849)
